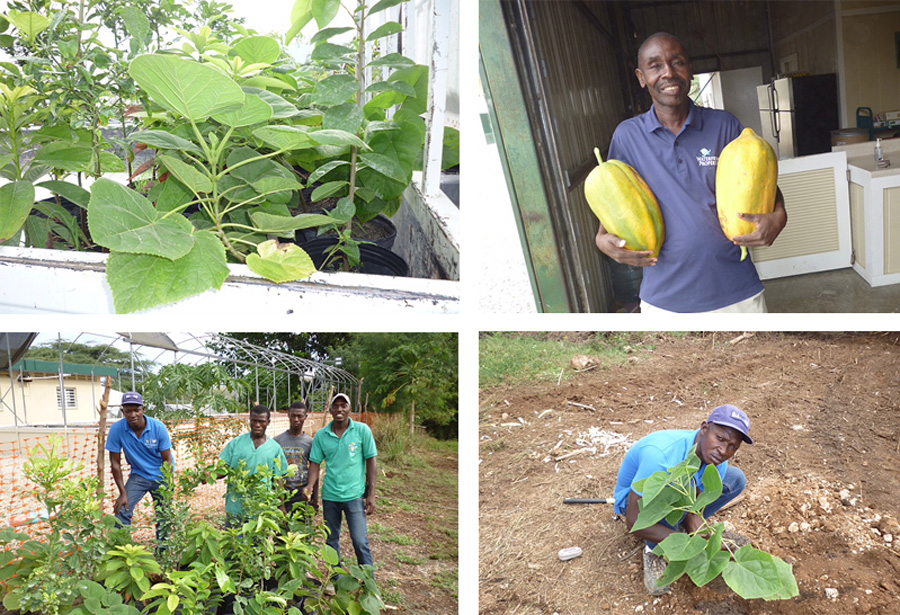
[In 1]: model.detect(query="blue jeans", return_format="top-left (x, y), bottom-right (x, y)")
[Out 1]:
top-left (644, 465), bottom-right (746, 548)
top-left (322, 498), bottom-right (374, 570)
top-left (115, 473), bottom-right (167, 543)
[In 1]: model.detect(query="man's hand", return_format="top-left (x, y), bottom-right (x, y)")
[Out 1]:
top-left (114, 492), bottom-right (129, 515)
top-left (731, 188), bottom-right (787, 248)
top-left (682, 512), bottom-right (704, 535)
top-left (595, 223), bottom-right (658, 267)
top-left (365, 494), bottom-right (376, 515)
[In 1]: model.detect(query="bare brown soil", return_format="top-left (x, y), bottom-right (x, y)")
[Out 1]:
top-left (479, 332), bottom-right (900, 615)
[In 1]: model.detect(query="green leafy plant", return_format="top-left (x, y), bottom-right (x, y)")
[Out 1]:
top-left (285, 0), bottom-right (426, 270)
top-left (0, 436), bottom-right (129, 614)
top-left (69, 579), bottom-right (142, 615)
top-left (95, 544), bottom-right (162, 602)
top-left (632, 446), bottom-right (799, 600)
top-left (86, 45), bottom-right (367, 311)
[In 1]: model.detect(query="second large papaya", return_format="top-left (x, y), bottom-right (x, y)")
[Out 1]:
top-left (715, 128), bottom-right (778, 261)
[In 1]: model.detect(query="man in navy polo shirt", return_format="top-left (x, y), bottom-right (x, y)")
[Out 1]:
top-left (106, 391), bottom-right (174, 542)
top-left (615, 405), bottom-right (753, 595)
top-left (595, 32), bottom-right (787, 313)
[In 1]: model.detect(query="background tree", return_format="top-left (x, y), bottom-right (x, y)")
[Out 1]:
top-left (25, 340), bottom-right (155, 389)
top-left (333, 333), bottom-right (458, 439)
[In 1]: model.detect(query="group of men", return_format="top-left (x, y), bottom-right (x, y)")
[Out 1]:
top-left (105, 391), bottom-right (378, 570)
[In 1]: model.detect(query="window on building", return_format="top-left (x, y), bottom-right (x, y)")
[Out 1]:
top-left (56, 387), bottom-right (76, 409)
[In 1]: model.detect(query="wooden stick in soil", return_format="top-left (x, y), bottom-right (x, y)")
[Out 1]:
top-left (323, 385), bottom-right (335, 429)
top-left (96, 376), bottom-right (112, 499)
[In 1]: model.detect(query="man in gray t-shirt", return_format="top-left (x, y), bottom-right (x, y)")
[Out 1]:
top-left (274, 401), bottom-right (317, 515)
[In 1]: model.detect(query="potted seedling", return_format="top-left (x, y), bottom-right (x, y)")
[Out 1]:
top-left (283, 0), bottom-right (427, 273)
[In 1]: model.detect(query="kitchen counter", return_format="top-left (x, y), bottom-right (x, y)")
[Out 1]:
top-left (834, 140), bottom-right (900, 177)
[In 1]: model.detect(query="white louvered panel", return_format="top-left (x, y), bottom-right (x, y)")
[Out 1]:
top-left (751, 168), bottom-right (839, 262)
top-left (849, 181), bottom-right (866, 269)
top-left (884, 187), bottom-right (900, 274)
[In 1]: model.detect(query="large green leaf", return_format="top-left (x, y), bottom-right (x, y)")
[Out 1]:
top-left (88, 178), bottom-right (194, 259)
top-left (367, 53), bottom-right (415, 70)
top-left (128, 130), bottom-right (202, 154)
top-left (685, 549), bottom-right (730, 587)
top-left (212, 95), bottom-right (273, 128)
top-left (653, 532), bottom-right (707, 562)
top-left (312, 74), bottom-right (358, 106)
top-left (311, 181), bottom-right (347, 201)
top-left (365, 80), bottom-right (416, 97)
top-left (231, 36), bottom-right (280, 65)
top-left (158, 155), bottom-right (213, 194)
top-left (129, 54), bottom-right (245, 121)
top-left (106, 231), bottom-right (229, 313)
top-left (721, 546), bottom-right (799, 600)
top-left (246, 239), bottom-right (316, 283)
top-left (307, 160), bottom-right (350, 185)
top-left (0, 180), bottom-right (35, 243)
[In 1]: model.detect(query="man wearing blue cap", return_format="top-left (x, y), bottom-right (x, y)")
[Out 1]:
top-left (106, 392), bottom-right (174, 543)
top-left (614, 405), bottom-right (752, 595)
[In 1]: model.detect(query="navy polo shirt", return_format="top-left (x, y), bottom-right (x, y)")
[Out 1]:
top-left (106, 416), bottom-right (173, 481)
top-left (608, 102), bottom-right (763, 312)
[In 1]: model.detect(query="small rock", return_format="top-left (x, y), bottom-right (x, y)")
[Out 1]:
top-left (501, 412), bottom-right (509, 420)
top-left (885, 534), bottom-right (893, 544)
top-left (773, 526), bottom-right (785, 535)
top-left (788, 522), bottom-right (800, 533)
top-left (599, 603), bottom-right (610, 611)
top-left (818, 497), bottom-right (832, 513)
top-left (800, 522), bottom-right (811, 532)
top-left (825, 587), bottom-right (839, 599)
top-left (839, 488), bottom-right (851, 504)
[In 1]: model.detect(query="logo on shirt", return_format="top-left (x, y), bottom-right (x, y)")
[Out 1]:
top-left (696, 147), bottom-right (718, 167)
top-left (348, 441), bottom-right (359, 457)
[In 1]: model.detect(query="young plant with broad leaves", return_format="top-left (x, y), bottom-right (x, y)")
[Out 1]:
top-left (87, 43), bottom-right (368, 312)
top-left (284, 0), bottom-right (427, 270)
top-left (632, 446), bottom-right (799, 600)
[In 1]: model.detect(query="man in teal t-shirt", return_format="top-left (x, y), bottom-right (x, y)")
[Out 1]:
top-left (304, 393), bottom-right (377, 569)
top-left (219, 404), bottom-right (288, 521)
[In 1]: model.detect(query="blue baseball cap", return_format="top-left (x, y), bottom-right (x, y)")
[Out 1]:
top-left (708, 404), bottom-right (753, 444)
top-left (122, 392), bottom-right (144, 406)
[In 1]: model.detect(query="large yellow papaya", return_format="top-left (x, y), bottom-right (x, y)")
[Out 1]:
top-left (584, 148), bottom-right (665, 258)
top-left (715, 127), bottom-right (778, 261)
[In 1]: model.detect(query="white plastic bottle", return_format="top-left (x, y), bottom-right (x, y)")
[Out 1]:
top-left (875, 138), bottom-right (884, 162)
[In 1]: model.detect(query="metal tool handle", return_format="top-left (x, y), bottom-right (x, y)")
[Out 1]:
top-left (563, 498), bottom-right (613, 504)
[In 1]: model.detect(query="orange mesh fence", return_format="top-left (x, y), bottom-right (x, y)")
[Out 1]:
top-left (0, 410), bottom-right (369, 542)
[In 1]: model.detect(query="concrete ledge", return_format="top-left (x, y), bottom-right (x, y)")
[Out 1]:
top-left (0, 246), bottom-right (459, 314)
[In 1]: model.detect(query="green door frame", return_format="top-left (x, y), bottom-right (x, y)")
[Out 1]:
top-left (479, 0), bottom-right (573, 312)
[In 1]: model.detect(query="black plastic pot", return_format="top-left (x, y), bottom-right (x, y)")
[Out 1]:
top-left (294, 213), bottom-right (397, 251)
top-left (298, 236), bottom-right (409, 277)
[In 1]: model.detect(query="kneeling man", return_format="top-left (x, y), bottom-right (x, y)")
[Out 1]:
top-left (614, 405), bottom-right (752, 595)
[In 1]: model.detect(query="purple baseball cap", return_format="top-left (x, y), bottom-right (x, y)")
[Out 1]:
top-left (122, 391), bottom-right (143, 406)
top-left (708, 404), bottom-right (753, 444)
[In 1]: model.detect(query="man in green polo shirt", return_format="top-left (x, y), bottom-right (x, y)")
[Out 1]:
top-left (219, 404), bottom-right (288, 523)
top-left (303, 393), bottom-right (377, 570)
